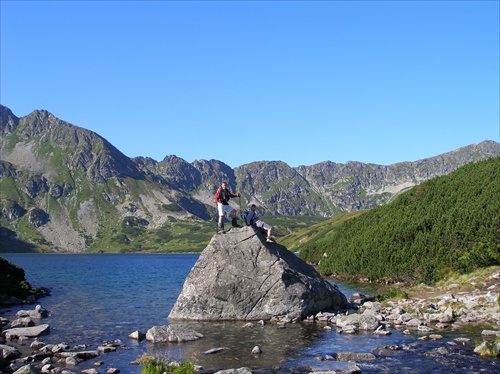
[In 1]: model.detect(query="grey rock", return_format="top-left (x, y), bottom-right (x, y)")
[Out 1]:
top-left (146, 325), bottom-right (204, 343)
top-left (65, 356), bottom-right (78, 366)
top-left (215, 368), bottom-right (253, 374)
top-left (0, 344), bottom-right (22, 360)
top-left (13, 364), bottom-right (40, 374)
top-left (335, 352), bottom-right (376, 361)
top-left (336, 311), bottom-right (380, 330)
top-left (201, 347), bottom-right (229, 355)
top-left (309, 363), bottom-right (361, 374)
top-left (80, 370), bottom-right (99, 374)
top-left (10, 318), bottom-right (35, 328)
top-left (481, 329), bottom-right (500, 337)
top-left (169, 227), bottom-right (347, 320)
top-left (251, 346), bottom-right (262, 354)
top-left (3, 324), bottom-right (50, 340)
top-left (127, 330), bottom-right (146, 341)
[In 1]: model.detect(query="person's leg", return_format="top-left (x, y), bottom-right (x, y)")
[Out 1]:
top-left (263, 222), bottom-right (273, 242)
top-left (230, 208), bottom-right (241, 227)
top-left (217, 204), bottom-right (224, 232)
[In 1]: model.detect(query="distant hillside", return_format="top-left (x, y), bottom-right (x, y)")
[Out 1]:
top-left (1, 104), bottom-right (499, 252)
top-left (297, 157), bottom-right (500, 285)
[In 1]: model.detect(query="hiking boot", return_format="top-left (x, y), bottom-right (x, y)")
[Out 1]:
top-left (231, 218), bottom-right (242, 228)
top-left (266, 237), bottom-right (274, 243)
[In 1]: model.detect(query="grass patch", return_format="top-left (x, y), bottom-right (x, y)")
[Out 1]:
top-left (138, 354), bottom-right (196, 374)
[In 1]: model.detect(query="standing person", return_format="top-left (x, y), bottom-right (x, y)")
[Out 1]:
top-left (214, 181), bottom-right (241, 232)
top-left (245, 204), bottom-right (273, 243)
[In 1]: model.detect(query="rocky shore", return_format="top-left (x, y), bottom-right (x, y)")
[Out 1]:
top-left (1, 269), bottom-right (499, 374)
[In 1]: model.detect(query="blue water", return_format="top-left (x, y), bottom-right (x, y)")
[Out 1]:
top-left (1, 254), bottom-right (498, 373)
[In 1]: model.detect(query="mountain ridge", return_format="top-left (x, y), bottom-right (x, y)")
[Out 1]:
top-left (1, 104), bottom-right (499, 252)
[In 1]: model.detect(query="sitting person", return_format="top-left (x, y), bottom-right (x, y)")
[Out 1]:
top-left (245, 204), bottom-right (273, 243)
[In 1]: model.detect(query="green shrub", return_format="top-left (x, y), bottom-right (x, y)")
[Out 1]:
top-left (299, 158), bottom-right (500, 285)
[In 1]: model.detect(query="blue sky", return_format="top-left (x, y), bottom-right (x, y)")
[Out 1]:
top-left (1, 1), bottom-right (499, 168)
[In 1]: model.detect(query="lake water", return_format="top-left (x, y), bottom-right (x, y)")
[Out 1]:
top-left (1, 254), bottom-right (498, 373)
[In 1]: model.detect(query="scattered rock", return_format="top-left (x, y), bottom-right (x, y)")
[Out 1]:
top-left (202, 347), bottom-right (229, 355)
top-left (335, 352), bottom-right (376, 361)
top-left (146, 325), bottom-right (204, 343)
top-left (251, 346), bottom-right (262, 355)
top-left (127, 330), bottom-right (146, 341)
top-left (214, 368), bottom-right (253, 374)
top-left (0, 344), bottom-right (22, 360)
top-left (13, 364), bottom-right (39, 374)
top-left (3, 324), bottom-right (50, 340)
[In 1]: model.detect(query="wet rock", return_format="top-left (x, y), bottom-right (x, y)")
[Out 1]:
top-left (251, 346), bottom-right (262, 355)
top-left (30, 340), bottom-right (45, 350)
top-left (127, 330), bottom-right (145, 341)
top-left (405, 318), bottom-right (423, 327)
top-left (481, 329), bottom-right (500, 337)
top-left (16, 305), bottom-right (49, 319)
top-left (202, 347), bottom-right (229, 355)
top-left (97, 346), bottom-right (116, 353)
top-left (13, 364), bottom-right (39, 374)
top-left (65, 356), bottom-right (78, 366)
top-left (429, 334), bottom-right (443, 340)
top-left (40, 363), bottom-right (54, 373)
top-left (1, 344), bottom-right (22, 360)
top-left (335, 352), bottom-right (376, 361)
top-left (335, 311), bottom-right (380, 330)
top-left (10, 318), bottom-right (35, 328)
top-left (214, 368), bottom-right (253, 374)
top-left (374, 325), bottom-right (391, 335)
top-left (309, 363), bottom-right (361, 373)
top-left (3, 324), bottom-right (50, 340)
top-left (146, 325), bottom-right (204, 343)
top-left (80, 369), bottom-right (99, 374)
top-left (338, 325), bottom-right (358, 334)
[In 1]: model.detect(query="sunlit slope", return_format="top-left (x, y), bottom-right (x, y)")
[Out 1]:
top-left (295, 157), bottom-right (500, 285)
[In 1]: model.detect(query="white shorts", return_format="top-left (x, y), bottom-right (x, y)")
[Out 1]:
top-left (255, 219), bottom-right (271, 231)
top-left (217, 203), bottom-right (235, 216)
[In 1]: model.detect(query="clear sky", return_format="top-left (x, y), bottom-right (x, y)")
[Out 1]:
top-left (1, 1), bottom-right (499, 168)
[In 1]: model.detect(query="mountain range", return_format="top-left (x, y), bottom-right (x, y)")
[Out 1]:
top-left (1, 104), bottom-right (499, 252)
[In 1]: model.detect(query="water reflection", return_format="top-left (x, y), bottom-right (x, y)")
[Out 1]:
top-left (145, 321), bottom-right (322, 370)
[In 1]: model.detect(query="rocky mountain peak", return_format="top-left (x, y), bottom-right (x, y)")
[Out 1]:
top-left (1, 104), bottom-right (499, 252)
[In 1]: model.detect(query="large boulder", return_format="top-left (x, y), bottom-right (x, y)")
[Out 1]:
top-left (168, 226), bottom-right (347, 320)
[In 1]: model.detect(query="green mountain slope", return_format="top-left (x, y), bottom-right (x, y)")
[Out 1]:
top-left (296, 157), bottom-right (500, 285)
